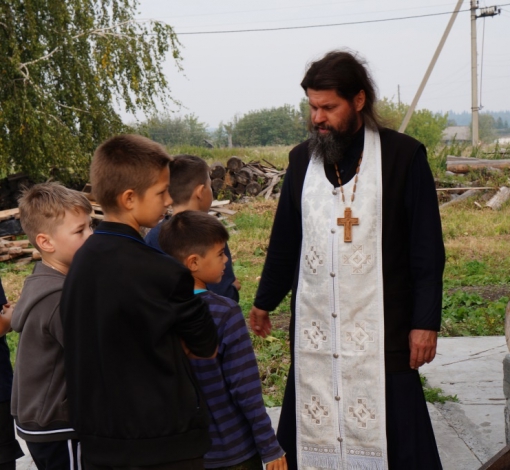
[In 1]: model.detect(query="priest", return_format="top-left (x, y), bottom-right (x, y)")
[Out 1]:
top-left (250, 50), bottom-right (445, 470)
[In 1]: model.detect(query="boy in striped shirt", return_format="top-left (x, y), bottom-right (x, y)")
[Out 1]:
top-left (159, 211), bottom-right (287, 470)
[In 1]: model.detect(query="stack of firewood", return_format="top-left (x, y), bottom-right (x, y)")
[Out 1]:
top-left (210, 157), bottom-right (286, 200)
top-left (0, 238), bottom-right (40, 264)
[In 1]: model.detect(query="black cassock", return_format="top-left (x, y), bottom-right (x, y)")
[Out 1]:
top-left (255, 126), bottom-right (444, 470)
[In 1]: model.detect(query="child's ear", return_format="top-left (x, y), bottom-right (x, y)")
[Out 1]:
top-left (194, 184), bottom-right (206, 200)
top-left (117, 189), bottom-right (137, 211)
top-left (35, 233), bottom-right (55, 254)
top-left (183, 254), bottom-right (200, 272)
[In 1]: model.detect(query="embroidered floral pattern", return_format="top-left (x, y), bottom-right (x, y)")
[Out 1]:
top-left (304, 395), bottom-right (330, 425)
top-left (342, 245), bottom-right (372, 274)
top-left (346, 321), bottom-right (375, 351)
top-left (303, 321), bottom-right (327, 350)
top-left (305, 246), bottom-right (324, 274)
top-left (348, 398), bottom-right (377, 429)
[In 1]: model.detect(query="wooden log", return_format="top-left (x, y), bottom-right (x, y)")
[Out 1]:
top-left (439, 189), bottom-right (480, 209)
top-left (226, 156), bottom-right (244, 172)
top-left (210, 162), bottom-right (226, 180)
top-left (11, 240), bottom-right (30, 248)
top-left (486, 186), bottom-right (510, 210)
top-left (7, 246), bottom-right (22, 255)
top-left (446, 156), bottom-right (510, 173)
top-left (246, 182), bottom-right (262, 196)
top-left (211, 178), bottom-right (225, 193)
top-left (233, 184), bottom-right (246, 195)
top-left (235, 167), bottom-right (253, 186)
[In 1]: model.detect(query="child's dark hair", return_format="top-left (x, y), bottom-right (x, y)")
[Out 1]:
top-left (169, 155), bottom-right (210, 205)
top-left (91, 134), bottom-right (170, 213)
top-left (159, 211), bottom-right (229, 263)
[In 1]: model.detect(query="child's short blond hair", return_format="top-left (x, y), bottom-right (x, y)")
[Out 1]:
top-left (90, 134), bottom-right (171, 213)
top-left (18, 182), bottom-right (92, 249)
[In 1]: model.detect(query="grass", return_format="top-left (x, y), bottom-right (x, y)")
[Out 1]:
top-left (420, 375), bottom-right (459, 404)
top-left (3, 145), bottom-right (509, 406)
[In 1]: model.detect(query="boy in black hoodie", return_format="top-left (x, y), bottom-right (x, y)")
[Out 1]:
top-left (60, 135), bottom-right (218, 470)
top-left (11, 182), bottom-right (93, 469)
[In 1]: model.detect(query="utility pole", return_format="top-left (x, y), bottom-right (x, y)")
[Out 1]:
top-left (471, 0), bottom-right (479, 145)
top-left (471, 3), bottom-right (501, 145)
top-left (399, 0), bottom-right (464, 133)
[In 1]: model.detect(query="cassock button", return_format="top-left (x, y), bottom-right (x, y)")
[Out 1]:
top-left (332, 189), bottom-right (338, 195)
top-left (333, 353), bottom-right (339, 359)
top-left (335, 396), bottom-right (341, 401)
top-left (331, 228), bottom-right (336, 234)
top-left (330, 272), bottom-right (336, 277)
top-left (332, 313), bottom-right (337, 318)
top-left (337, 437), bottom-right (343, 442)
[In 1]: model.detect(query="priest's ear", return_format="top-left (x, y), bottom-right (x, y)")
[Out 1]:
top-left (353, 90), bottom-right (366, 112)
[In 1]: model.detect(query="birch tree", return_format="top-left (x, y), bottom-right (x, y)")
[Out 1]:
top-left (0, 0), bottom-right (181, 181)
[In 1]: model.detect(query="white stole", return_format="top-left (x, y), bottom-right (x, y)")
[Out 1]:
top-left (295, 126), bottom-right (387, 470)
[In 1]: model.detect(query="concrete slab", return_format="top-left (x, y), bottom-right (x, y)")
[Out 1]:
top-left (421, 336), bottom-right (508, 465)
top-left (15, 336), bottom-right (509, 469)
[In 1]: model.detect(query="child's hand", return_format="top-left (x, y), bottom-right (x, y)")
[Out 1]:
top-left (180, 338), bottom-right (191, 356)
top-left (266, 455), bottom-right (287, 470)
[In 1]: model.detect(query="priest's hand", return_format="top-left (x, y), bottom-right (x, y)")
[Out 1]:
top-left (409, 329), bottom-right (437, 370)
top-left (249, 306), bottom-right (272, 338)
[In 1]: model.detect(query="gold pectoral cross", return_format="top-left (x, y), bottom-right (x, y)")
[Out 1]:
top-left (337, 207), bottom-right (359, 243)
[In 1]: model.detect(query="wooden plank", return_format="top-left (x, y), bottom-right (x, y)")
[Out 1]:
top-left (211, 200), bottom-right (231, 207)
top-left (436, 187), bottom-right (493, 191)
top-left (479, 444), bottom-right (510, 469)
top-left (210, 207), bottom-right (237, 216)
top-left (486, 187), bottom-right (510, 210)
top-left (439, 189), bottom-right (480, 209)
top-left (0, 208), bottom-right (20, 222)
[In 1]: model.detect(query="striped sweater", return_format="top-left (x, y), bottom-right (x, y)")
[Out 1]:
top-left (190, 291), bottom-right (284, 468)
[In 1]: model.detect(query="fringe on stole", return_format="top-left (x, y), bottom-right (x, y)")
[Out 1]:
top-left (346, 455), bottom-right (386, 470)
top-left (302, 452), bottom-right (340, 469)
top-left (302, 452), bottom-right (386, 470)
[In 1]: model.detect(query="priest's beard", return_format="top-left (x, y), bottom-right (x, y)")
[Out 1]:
top-left (309, 109), bottom-right (360, 165)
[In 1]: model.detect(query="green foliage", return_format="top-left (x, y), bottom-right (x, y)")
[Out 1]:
top-left (136, 113), bottom-right (209, 147)
top-left (444, 258), bottom-right (510, 289)
top-left (376, 98), bottom-right (448, 151)
top-left (420, 375), bottom-right (458, 404)
top-left (232, 104), bottom-right (308, 147)
top-left (441, 291), bottom-right (508, 336)
top-left (251, 330), bottom-right (290, 407)
top-left (0, 0), bottom-right (181, 182)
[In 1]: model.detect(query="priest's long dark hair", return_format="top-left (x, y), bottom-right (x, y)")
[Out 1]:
top-left (301, 50), bottom-right (382, 129)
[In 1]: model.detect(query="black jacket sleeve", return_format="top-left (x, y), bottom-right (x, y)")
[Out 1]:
top-left (406, 147), bottom-right (445, 331)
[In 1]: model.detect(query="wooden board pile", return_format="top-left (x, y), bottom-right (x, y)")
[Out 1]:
top-left (210, 157), bottom-right (286, 200)
top-left (0, 237), bottom-right (40, 264)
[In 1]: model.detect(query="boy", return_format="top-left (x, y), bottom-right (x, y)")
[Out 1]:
top-left (60, 135), bottom-right (218, 470)
top-left (145, 155), bottom-right (241, 302)
top-left (0, 282), bottom-right (24, 470)
top-left (159, 211), bottom-right (287, 470)
top-left (11, 182), bottom-right (93, 469)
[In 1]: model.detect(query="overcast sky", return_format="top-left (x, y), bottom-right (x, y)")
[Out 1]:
top-left (132, 0), bottom-right (510, 128)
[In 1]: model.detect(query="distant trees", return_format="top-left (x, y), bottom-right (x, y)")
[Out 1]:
top-left (476, 114), bottom-right (497, 144)
top-left (377, 98), bottom-right (448, 151)
top-left (231, 104), bottom-right (308, 147)
top-left (137, 114), bottom-right (209, 147)
top-left (0, 0), bottom-right (181, 181)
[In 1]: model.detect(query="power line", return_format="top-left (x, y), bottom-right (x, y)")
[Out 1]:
top-left (175, 3), bottom-right (510, 35)
top-left (177, 8), bottom-right (469, 35)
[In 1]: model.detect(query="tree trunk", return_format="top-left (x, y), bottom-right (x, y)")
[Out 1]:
top-left (226, 156), bottom-right (244, 172)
